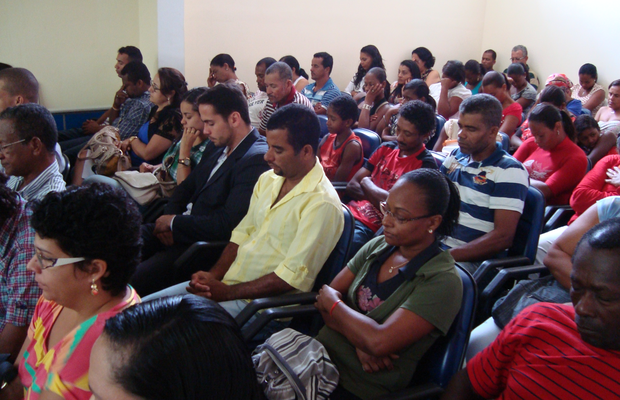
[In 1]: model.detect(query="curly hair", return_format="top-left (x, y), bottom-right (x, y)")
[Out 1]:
top-left (30, 183), bottom-right (142, 297)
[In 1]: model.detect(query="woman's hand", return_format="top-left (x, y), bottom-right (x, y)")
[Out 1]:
top-left (606, 166), bottom-right (620, 187)
top-left (356, 348), bottom-right (399, 373)
top-left (207, 68), bottom-right (217, 87)
top-left (140, 163), bottom-right (156, 173)
top-left (180, 127), bottom-right (202, 154)
top-left (315, 284), bottom-right (342, 315)
top-left (120, 139), bottom-right (131, 153)
top-left (365, 83), bottom-right (382, 103)
top-left (440, 77), bottom-right (455, 91)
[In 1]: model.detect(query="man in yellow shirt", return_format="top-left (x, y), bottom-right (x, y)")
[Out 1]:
top-left (146, 103), bottom-right (344, 317)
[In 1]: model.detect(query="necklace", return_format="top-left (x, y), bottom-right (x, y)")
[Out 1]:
top-left (388, 259), bottom-right (409, 274)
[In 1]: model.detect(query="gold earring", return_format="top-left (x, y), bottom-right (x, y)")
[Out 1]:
top-left (91, 279), bottom-right (99, 296)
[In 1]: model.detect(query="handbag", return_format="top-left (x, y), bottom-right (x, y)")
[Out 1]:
top-left (113, 170), bottom-right (162, 205)
top-left (78, 126), bottom-right (131, 176)
top-left (153, 165), bottom-right (177, 198)
top-left (252, 328), bottom-right (339, 400)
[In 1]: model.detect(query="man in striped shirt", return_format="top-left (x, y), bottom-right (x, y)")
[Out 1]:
top-left (258, 62), bottom-right (313, 135)
top-left (0, 104), bottom-right (65, 202)
top-left (442, 218), bottom-right (620, 400)
top-left (440, 95), bottom-right (529, 272)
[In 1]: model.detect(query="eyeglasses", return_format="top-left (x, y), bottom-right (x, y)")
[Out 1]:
top-left (0, 139), bottom-right (25, 154)
top-left (35, 249), bottom-right (85, 270)
top-left (379, 202), bottom-right (432, 224)
top-left (151, 82), bottom-right (160, 92)
top-left (510, 56), bottom-right (525, 62)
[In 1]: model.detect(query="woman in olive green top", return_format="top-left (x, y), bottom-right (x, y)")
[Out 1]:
top-left (315, 169), bottom-right (463, 399)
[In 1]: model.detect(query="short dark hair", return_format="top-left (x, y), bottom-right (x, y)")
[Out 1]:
top-left (459, 94), bottom-right (502, 129)
top-left (442, 60), bottom-right (466, 84)
top-left (506, 63), bottom-right (526, 76)
top-left (403, 79), bottom-right (436, 111)
top-left (464, 60), bottom-right (483, 75)
top-left (265, 62), bottom-right (293, 81)
top-left (400, 169), bottom-right (460, 239)
top-left (484, 49), bottom-right (497, 61)
top-left (399, 100), bottom-right (436, 137)
top-left (578, 63), bottom-right (597, 80)
top-left (0, 103), bottom-right (57, 152)
top-left (210, 53), bottom-right (236, 71)
top-left (574, 114), bottom-right (600, 135)
top-left (266, 103), bottom-right (319, 155)
top-left (120, 61), bottom-right (151, 85)
top-left (0, 63), bottom-right (12, 71)
top-left (482, 71), bottom-right (511, 91)
top-left (539, 85), bottom-right (566, 108)
top-left (313, 52), bottom-right (334, 75)
top-left (328, 95), bottom-right (358, 123)
top-left (30, 183), bottom-right (142, 297)
top-left (411, 47), bottom-right (436, 69)
top-left (609, 80), bottom-right (620, 90)
top-left (257, 57), bottom-right (277, 69)
top-left (102, 296), bottom-right (264, 400)
top-left (157, 67), bottom-right (187, 107)
top-left (181, 87), bottom-right (209, 112)
top-left (0, 68), bottom-right (39, 103)
top-left (118, 46), bottom-right (143, 63)
top-left (196, 84), bottom-right (251, 125)
top-left (574, 217), bottom-right (620, 263)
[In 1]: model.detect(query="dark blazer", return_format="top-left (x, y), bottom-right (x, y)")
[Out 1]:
top-left (165, 128), bottom-right (269, 244)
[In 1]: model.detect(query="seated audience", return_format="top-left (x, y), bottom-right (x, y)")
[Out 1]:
top-left (59, 61), bottom-right (153, 163)
top-left (387, 60), bottom-right (421, 104)
top-left (302, 52), bottom-right (340, 115)
top-left (480, 49), bottom-right (496, 72)
top-left (345, 45), bottom-right (385, 101)
top-left (411, 47), bottom-right (440, 86)
top-left (258, 62), bottom-right (313, 135)
top-left (0, 183), bottom-right (141, 400)
top-left (132, 84), bottom-right (270, 296)
top-left (347, 100), bottom-right (438, 255)
top-left (89, 296), bottom-right (264, 400)
top-left (357, 67), bottom-right (391, 132)
top-left (143, 104), bottom-right (344, 319)
top-left (545, 73), bottom-right (585, 117)
top-left (514, 103), bottom-right (588, 205)
top-left (280, 55), bottom-right (309, 92)
top-left (571, 63), bottom-right (606, 115)
top-left (574, 114), bottom-right (617, 168)
top-left (595, 79), bottom-right (620, 137)
top-left (464, 60), bottom-right (483, 95)
top-left (0, 104), bottom-right (65, 201)
top-left (380, 79), bottom-right (437, 143)
top-left (140, 87), bottom-right (212, 186)
top-left (0, 173), bottom-right (38, 362)
top-left (445, 217), bottom-right (620, 400)
top-left (481, 71), bottom-right (522, 138)
top-left (441, 95), bottom-right (529, 271)
top-left (319, 95), bottom-right (363, 182)
top-left (432, 60), bottom-right (472, 120)
top-left (207, 53), bottom-right (250, 98)
top-left (248, 57), bottom-right (277, 128)
top-left (507, 62), bottom-right (537, 115)
top-left (316, 169), bottom-right (463, 399)
top-left (503, 44), bottom-right (539, 90)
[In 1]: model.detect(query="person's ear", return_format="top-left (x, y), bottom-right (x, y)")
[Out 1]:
top-left (13, 95), bottom-right (25, 106)
top-left (86, 259), bottom-right (108, 282)
top-left (228, 111), bottom-right (241, 127)
top-left (301, 144), bottom-right (314, 159)
top-left (427, 215), bottom-right (443, 233)
top-left (29, 136), bottom-right (44, 155)
top-left (344, 118), bottom-right (354, 129)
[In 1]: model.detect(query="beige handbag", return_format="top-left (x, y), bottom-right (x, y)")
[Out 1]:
top-left (78, 126), bottom-right (131, 176)
top-left (113, 170), bottom-right (161, 205)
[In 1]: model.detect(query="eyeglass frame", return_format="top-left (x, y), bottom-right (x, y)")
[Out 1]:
top-left (510, 56), bottom-right (526, 62)
top-left (379, 201), bottom-right (433, 224)
top-left (0, 139), bottom-right (26, 154)
top-left (151, 82), bottom-right (160, 92)
top-left (35, 249), bottom-right (86, 270)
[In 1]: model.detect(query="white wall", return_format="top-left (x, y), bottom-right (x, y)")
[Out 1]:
top-left (183, 0), bottom-right (487, 93)
top-left (481, 0), bottom-right (620, 90)
top-left (0, 0), bottom-right (158, 112)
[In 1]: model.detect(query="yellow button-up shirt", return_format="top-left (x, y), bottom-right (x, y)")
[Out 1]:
top-left (224, 160), bottom-right (344, 292)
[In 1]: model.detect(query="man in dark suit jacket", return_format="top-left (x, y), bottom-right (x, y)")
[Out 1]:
top-left (131, 84), bottom-right (270, 296)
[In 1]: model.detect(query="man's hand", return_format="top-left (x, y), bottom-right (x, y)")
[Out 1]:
top-left (113, 86), bottom-right (129, 109)
top-left (154, 215), bottom-right (174, 234)
top-left (606, 166), bottom-right (620, 187)
top-left (356, 348), bottom-right (399, 373)
top-left (82, 120), bottom-right (102, 135)
top-left (156, 231), bottom-right (174, 246)
top-left (187, 271), bottom-right (230, 301)
top-left (313, 102), bottom-right (325, 114)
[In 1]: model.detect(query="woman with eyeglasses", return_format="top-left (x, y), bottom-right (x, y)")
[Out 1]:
top-left (315, 169), bottom-right (463, 399)
top-left (0, 184), bottom-right (141, 400)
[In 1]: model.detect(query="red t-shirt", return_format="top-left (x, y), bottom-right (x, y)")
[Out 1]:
top-left (319, 133), bottom-right (363, 181)
top-left (569, 154), bottom-right (620, 221)
top-left (468, 303), bottom-right (620, 400)
top-left (501, 102), bottom-right (522, 137)
top-left (514, 136), bottom-right (588, 205)
top-left (348, 142), bottom-right (437, 231)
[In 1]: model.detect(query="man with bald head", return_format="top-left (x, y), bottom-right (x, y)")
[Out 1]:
top-left (258, 62), bottom-right (313, 135)
top-left (0, 68), bottom-right (39, 112)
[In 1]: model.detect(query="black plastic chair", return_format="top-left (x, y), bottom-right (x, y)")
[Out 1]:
top-left (61, 153), bottom-right (71, 183)
top-left (318, 115), bottom-right (329, 138)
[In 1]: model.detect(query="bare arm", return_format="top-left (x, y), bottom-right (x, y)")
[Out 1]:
top-left (544, 203), bottom-right (600, 289)
top-left (128, 135), bottom-right (173, 162)
top-left (587, 130), bottom-right (616, 167)
top-left (175, 128), bottom-right (203, 185)
top-left (582, 89), bottom-right (605, 112)
top-left (208, 242), bottom-right (239, 280)
top-left (529, 179), bottom-right (553, 200)
top-left (515, 96), bottom-right (534, 112)
top-left (441, 369), bottom-right (484, 400)
top-left (499, 115), bottom-right (520, 138)
top-left (360, 176), bottom-right (389, 209)
top-left (450, 209), bottom-right (522, 262)
top-left (332, 141), bottom-right (362, 182)
top-left (346, 167), bottom-right (372, 200)
top-left (433, 126), bottom-right (450, 152)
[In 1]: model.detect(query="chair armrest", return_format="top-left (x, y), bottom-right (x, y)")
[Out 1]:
top-left (172, 241), bottom-right (228, 269)
top-left (235, 292), bottom-right (318, 327)
top-left (241, 304), bottom-right (319, 342)
top-left (472, 256), bottom-right (531, 284)
top-left (543, 207), bottom-right (575, 233)
top-left (332, 182), bottom-right (348, 193)
top-left (371, 383), bottom-right (443, 400)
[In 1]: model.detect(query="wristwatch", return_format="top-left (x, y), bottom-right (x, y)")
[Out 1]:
top-left (178, 158), bottom-right (191, 167)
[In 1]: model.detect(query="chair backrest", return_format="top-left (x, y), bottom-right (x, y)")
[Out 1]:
top-left (426, 115), bottom-right (446, 151)
top-left (312, 204), bottom-right (355, 291)
top-left (353, 128), bottom-right (382, 160)
top-left (507, 186), bottom-right (545, 263)
top-left (317, 115), bottom-right (329, 138)
top-left (429, 150), bottom-right (446, 169)
top-left (498, 132), bottom-right (510, 152)
top-left (410, 265), bottom-right (477, 388)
